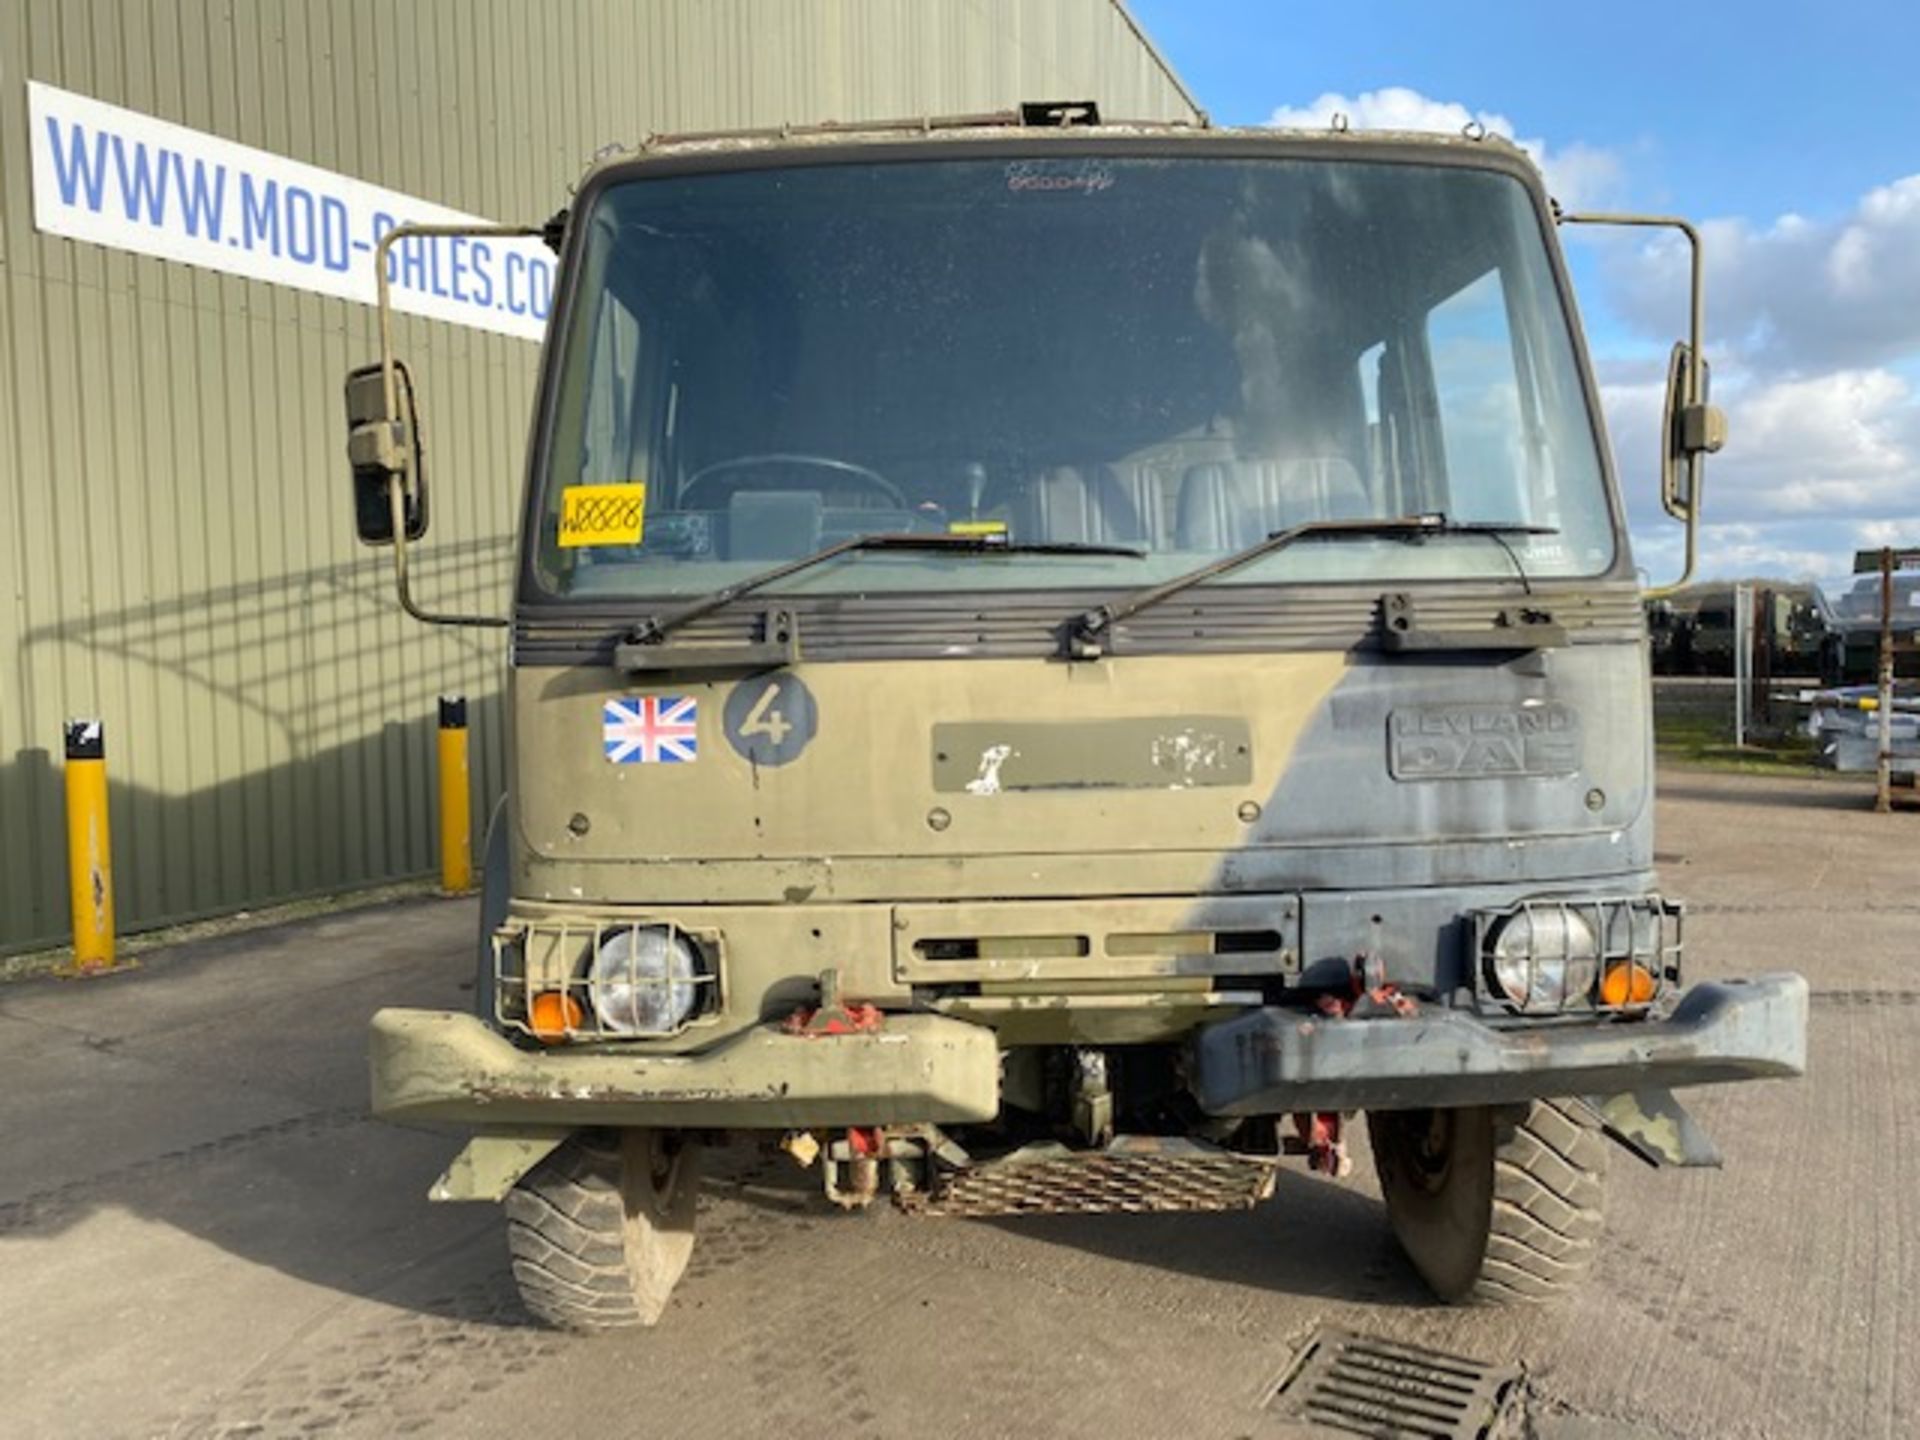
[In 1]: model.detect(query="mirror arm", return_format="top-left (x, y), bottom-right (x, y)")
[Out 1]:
top-left (1556, 209), bottom-right (1709, 598)
top-left (386, 474), bottom-right (509, 630)
top-left (1653, 484), bottom-right (1702, 601)
top-left (370, 223), bottom-right (540, 632)
top-left (1555, 211), bottom-right (1704, 398)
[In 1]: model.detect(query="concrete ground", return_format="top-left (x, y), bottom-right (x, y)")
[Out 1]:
top-left (2, 768), bottom-right (1914, 1440)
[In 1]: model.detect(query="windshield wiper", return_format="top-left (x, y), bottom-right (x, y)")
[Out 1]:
top-left (619, 531), bottom-right (1143, 669)
top-left (1064, 514), bottom-right (1557, 658)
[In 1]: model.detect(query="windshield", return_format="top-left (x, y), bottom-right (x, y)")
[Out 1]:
top-left (534, 153), bottom-right (1615, 599)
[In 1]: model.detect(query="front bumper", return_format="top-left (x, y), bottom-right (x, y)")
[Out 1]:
top-left (1190, 972), bottom-right (1809, 1114)
top-left (369, 1008), bottom-right (1000, 1129)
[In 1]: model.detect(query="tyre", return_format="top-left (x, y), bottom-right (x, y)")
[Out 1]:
top-left (1367, 1098), bottom-right (1606, 1304)
top-left (504, 1128), bottom-right (700, 1330)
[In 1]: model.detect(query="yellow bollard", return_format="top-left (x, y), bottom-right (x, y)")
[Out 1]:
top-left (64, 718), bottom-right (115, 969)
top-left (438, 696), bottom-right (473, 893)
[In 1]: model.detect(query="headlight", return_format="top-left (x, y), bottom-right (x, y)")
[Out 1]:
top-left (588, 926), bottom-right (704, 1035)
top-left (1486, 907), bottom-right (1601, 1012)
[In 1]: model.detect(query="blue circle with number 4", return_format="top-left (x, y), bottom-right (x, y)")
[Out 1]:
top-left (723, 674), bottom-right (818, 767)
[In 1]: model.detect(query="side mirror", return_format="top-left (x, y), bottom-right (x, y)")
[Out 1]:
top-left (1557, 210), bottom-right (1722, 596)
top-left (1659, 340), bottom-right (1726, 523)
top-left (344, 361), bottom-right (426, 545)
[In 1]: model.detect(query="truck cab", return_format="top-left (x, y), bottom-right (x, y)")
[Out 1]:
top-left (350, 110), bottom-right (1805, 1329)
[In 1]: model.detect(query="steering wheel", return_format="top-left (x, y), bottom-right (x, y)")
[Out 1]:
top-left (679, 453), bottom-right (906, 510)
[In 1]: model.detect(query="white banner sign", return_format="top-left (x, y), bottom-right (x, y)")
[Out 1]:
top-left (27, 80), bottom-right (553, 342)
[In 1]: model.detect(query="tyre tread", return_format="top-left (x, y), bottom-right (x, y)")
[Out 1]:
top-left (1470, 1099), bottom-right (1607, 1306)
top-left (505, 1137), bottom-right (647, 1330)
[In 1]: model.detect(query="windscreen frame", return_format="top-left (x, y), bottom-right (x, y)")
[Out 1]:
top-left (515, 133), bottom-right (1630, 617)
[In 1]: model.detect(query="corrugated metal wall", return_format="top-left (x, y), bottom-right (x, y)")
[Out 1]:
top-left (0, 0), bottom-right (1197, 952)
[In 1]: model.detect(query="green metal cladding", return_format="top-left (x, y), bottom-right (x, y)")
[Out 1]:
top-left (0, 0), bottom-right (1197, 951)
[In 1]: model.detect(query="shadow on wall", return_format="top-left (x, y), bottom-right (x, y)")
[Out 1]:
top-left (2, 537), bottom-right (514, 954)
top-left (0, 690), bottom-right (504, 956)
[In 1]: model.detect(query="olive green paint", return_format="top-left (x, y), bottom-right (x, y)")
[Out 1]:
top-left (370, 1007), bottom-right (1003, 1129)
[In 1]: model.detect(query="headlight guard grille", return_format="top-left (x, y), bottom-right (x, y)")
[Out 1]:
top-left (1471, 896), bottom-right (1683, 1016)
top-left (491, 916), bottom-right (723, 1041)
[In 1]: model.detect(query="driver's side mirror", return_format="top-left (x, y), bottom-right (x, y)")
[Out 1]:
top-left (1659, 340), bottom-right (1726, 523)
top-left (344, 360), bottom-right (427, 545)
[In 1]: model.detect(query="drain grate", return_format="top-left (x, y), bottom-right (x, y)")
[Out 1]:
top-left (1267, 1328), bottom-right (1520, 1439)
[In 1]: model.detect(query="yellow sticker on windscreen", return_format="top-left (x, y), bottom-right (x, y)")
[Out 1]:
top-left (558, 482), bottom-right (647, 548)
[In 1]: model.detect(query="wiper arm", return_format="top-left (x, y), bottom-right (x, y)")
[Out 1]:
top-left (1064, 514), bottom-right (1557, 658)
top-left (624, 531), bottom-right (1143, 659)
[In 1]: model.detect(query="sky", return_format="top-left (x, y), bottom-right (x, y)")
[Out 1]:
top-left (1130, 0), bottom-right (1920, 592)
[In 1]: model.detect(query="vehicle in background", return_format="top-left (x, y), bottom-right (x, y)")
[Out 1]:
top-left (1647, 581), bottom-right (1838, 679)
top-left (1827, 571), bottom-right (1920, 683)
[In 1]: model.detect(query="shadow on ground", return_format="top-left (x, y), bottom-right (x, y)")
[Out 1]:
top-left (0, 900), bottom-right (1426, 1343)
top-left (976, 1167), bottom-right (1430, 1308)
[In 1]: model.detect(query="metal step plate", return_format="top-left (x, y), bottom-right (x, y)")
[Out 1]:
top-left (899, 1136), bottom-right (1277, 1218)
top-left (1267, 1327), bottom-right (1521, 1439)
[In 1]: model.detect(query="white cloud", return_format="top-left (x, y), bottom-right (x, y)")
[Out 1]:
top-left (1631, 516), bottom-right (1916, 591)
top-left (1604, 174), bottom-right (1920, 374)
top-left (1603, 365), bottom-right (1920, 524)
top-left (1265, 87), bottom-right (1623, 208)
top-left (1731, 371), bottom-right (1920, 512)
top-left (1601, 364), bottom-right (1920, 587)
top-left (1649, 524), bottom-right (1839, 581)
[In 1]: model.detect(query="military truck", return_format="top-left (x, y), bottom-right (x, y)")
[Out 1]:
top-left (347, 104), bottom-right (1807, 1329)
top-left (1829, 570), bottom-right (1920, 683)
top-left (1647, 581), bottom-right (1839, 679)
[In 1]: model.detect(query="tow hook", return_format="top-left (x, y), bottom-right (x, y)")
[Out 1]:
top-left (826, 1126), bottom-right (886, 1208)
top-left (1318, 952), bottom-right (1420, 1020)
top-left (1287, 1111), bottom-right (1353, 1178)
top-left (782, 967), bottom-right (884, 1036)
top-left (785, 1125), bottom-right (965, 1209)
top-left (816, 1126), bottom-right (960, 1209)
top-left (1281, 955), bottom-right (1415, 1180)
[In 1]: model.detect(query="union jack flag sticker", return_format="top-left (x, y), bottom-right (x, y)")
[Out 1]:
top-left (603, 695), bottom-right (698, 764)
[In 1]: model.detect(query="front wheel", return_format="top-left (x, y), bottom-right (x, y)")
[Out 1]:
top-left (1367, 1098), bottom-right (1606, 1304)
top-left (504, 1128), bottom-right (700, 1330)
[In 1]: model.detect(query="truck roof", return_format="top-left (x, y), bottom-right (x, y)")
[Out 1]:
top-left (575, 106), bottom-right (1539, 188)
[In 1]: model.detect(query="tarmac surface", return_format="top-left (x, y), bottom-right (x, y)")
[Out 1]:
top-left (2, 768), bottom-right (1914, 1439)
